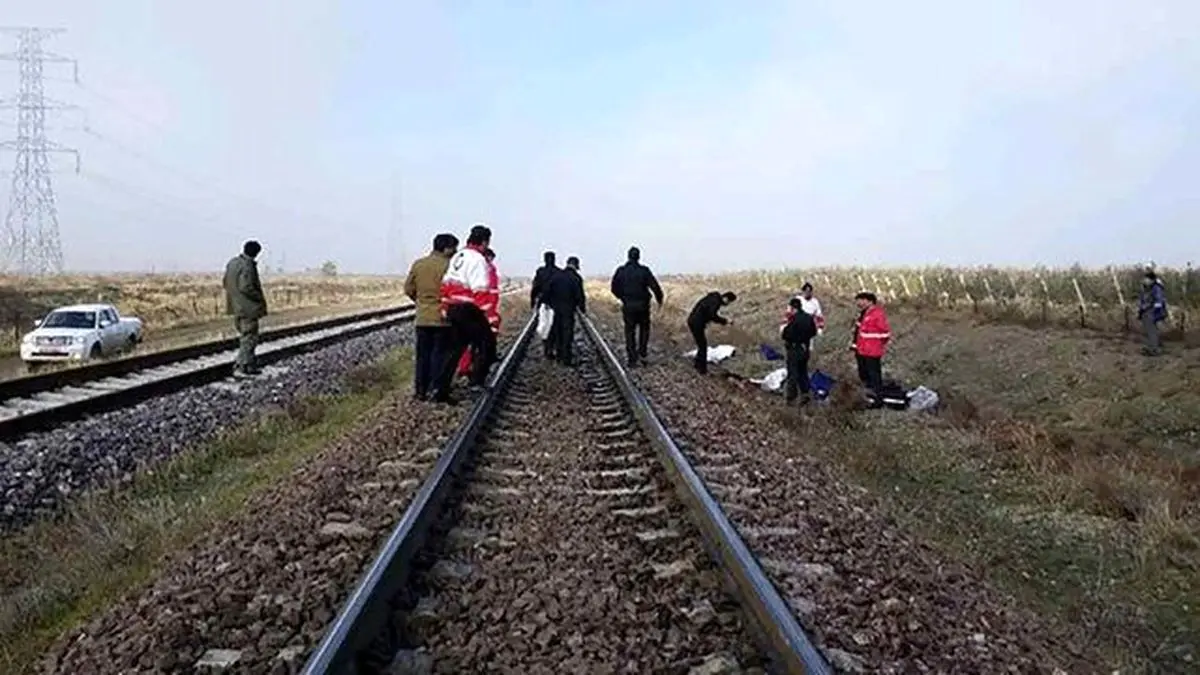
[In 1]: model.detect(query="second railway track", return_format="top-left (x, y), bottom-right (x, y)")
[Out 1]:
top-left (0, 305), bottom-right (416, 439)
top-left (305, 314), bottom-right (831, 674)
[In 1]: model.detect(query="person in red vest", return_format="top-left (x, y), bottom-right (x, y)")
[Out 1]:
top-left (456, 247), bottom-right (501, 378)
top-left (849, 291), bottom-right (891, 408)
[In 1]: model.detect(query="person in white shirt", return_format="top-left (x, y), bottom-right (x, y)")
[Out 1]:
top-left (779, 282), bottom-right (825, 349)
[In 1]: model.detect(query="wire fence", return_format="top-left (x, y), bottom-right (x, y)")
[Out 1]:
top-left (670, 264), bottom-right (1199, 339)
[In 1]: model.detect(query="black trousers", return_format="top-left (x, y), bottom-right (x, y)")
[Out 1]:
top-left (784, 343), bottom-right (811, 403)
top-left (432, 304), bottom-right (494, 399)
top-left (621, 305), bottom-right (651, 364)
top-left (688, 320), bottom-right (708, 374)
top-left (413, 326), bottom-right (446, 398)
top-left (552, 306), bottom-right (577, 365)
top-left (855, 353), bottom-right (883, 403)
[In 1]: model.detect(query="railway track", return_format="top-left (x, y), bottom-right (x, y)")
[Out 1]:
top-left (0, 305), bottom-right (416, 439)
top-left (303, 313), bottom-right (832, 674)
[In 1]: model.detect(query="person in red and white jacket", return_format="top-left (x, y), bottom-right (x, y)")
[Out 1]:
top-left (484, 248), bottom-right (501, 332)
top-left (849, 291), bottom-right (891, 408)
top-left (779, 282), bottom-right (825, 348)
top-left (430, 224), bottom-right (495, 403)
top-left (455, 247), bottom-right (502, 379)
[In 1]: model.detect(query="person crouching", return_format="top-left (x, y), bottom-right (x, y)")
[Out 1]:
top-left (781, 296), bottom-right (818, 406)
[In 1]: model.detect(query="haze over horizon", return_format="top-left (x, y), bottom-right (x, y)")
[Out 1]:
top-left (3, 1), bottom-right (1198, 276)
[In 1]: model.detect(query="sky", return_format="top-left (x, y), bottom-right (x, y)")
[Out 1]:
top-left (1, 0), bottom-right (1198, 275)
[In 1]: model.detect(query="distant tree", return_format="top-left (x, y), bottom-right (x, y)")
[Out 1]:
top-left (320, 260), bottom-right (338, 277)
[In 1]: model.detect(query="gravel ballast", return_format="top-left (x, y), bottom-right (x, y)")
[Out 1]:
top-left (587, 307), bottom-right (1102, 673)
top-left (42, 384), bottom-right (465, 673)
top-left (0, 324), bottom-right (414, 531)
top-left (395, 341), bottom-right (764, 673)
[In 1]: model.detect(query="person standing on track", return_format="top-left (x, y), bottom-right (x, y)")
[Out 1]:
top-left (545, 256), bottom-right (586, 366)
top-left (531, 251), bottom-right (560, 358)
top-left (456, 247), bottom-right (502, 378)
top-left (430, 224), bottom-right (496, 404)
top-left (222, 240), bottom-right (268, 378)
top-left (849, 291), bottom-right (891, 408)
top-left (686, 291), bottom-right (736, 375)
top-left (404, 233), bottom-right (458, 400)
top-left (781, 296), bottom-right (818, 407)
top-left (610, 246), bottom-right (664, 367)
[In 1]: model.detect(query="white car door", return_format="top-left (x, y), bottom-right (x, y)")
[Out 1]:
top-left (98, 309), bottom-right (122, 353)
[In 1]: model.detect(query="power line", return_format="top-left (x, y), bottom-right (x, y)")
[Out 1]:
top-left (0, 26), bottom-right (80, 275)
top-left (80, 124), bottom-right (351, 234)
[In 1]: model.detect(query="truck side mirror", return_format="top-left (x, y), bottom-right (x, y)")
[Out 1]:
top-left (32, 318), bottom-right (42, 327)
top-left (98, 319), bottom-right (111, 328)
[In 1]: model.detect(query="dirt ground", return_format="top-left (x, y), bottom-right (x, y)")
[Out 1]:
top-left (588, 279), bottom-right (1199, 673)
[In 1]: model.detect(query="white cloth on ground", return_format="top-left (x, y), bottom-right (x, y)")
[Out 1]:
top-left (683, 344), bottom-right (736, 364)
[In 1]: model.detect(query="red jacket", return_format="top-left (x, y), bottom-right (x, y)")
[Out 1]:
top-left (485, 260), bottom-right (501, 333)
top-left (439, 244), bottom-right (494, 317)
top-left (852, 304), bottom-right (891, 358)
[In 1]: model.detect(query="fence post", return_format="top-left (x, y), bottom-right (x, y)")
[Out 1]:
top-left (1109, 267), bottom-right (1129, 332)
top-left (958, 273), bottom-right (976, 313)
top-left (1071, 277), bottom-right (1087, 328)
top-left (918, 274), bottom-right (928, 295)
top-left (898, 274), bottom-right (912, 298)
top-left (1037, 273), bottom-right (1051, 324)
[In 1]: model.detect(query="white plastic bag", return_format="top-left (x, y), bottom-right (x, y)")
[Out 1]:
top-left (536, 305), bottom-right (555, 340)
top-left (682, 344), bottom-right (737, 364)
top-left (755, 367), bottom-right (788, 393)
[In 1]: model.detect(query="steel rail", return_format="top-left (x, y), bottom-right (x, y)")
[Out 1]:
top-left (301, 313), bottom-right (538, 675)
top-left (0, 305), bottom-right (417, 439)
top-left (2, 304), bottom-right (414, 401)
top-left (578, 312), bottom-right (833, 675)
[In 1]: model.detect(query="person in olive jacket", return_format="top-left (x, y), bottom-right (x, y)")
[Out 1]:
top-left (223, 240), bottom-right (268, 378)
top-left (404, 233), bottom-right (459, 399)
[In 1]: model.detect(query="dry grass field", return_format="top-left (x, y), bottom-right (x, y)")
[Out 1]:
top-left (0, 273), bottom-right (408, 353)
top-left (587, 265), bottom-right (1199, 672)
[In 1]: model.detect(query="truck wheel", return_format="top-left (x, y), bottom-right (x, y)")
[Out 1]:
top-left (128, 335), bottom-right (140, 351)
top-left (90, 344), bottom-right (103, 360)
top-left (25, 362), bottom-right (43, 374)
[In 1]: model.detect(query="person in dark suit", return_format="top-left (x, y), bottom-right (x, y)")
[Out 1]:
top-left (544, 256), bottom-right (586, 365)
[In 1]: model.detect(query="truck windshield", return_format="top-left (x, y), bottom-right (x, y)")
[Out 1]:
top-left (42, 311), bottom-right (97, 329)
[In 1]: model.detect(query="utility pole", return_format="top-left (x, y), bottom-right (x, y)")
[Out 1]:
top-left (0, 27), bottom-right (81, 275)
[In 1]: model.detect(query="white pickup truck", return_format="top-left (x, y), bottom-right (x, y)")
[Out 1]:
top-left (19, 303), bottom-right (144, 370)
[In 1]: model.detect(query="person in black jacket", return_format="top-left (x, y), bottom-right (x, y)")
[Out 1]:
top-left (781, 296), bottom-right (818, 406)
top-left (545, 256), bottom-right (586, 365)
top-left (610, 246), bottom-right (664, 367)
top-left (530, 251), bottom-right (560, 358)
top-left (686, 291), bottom-right (736, 374)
